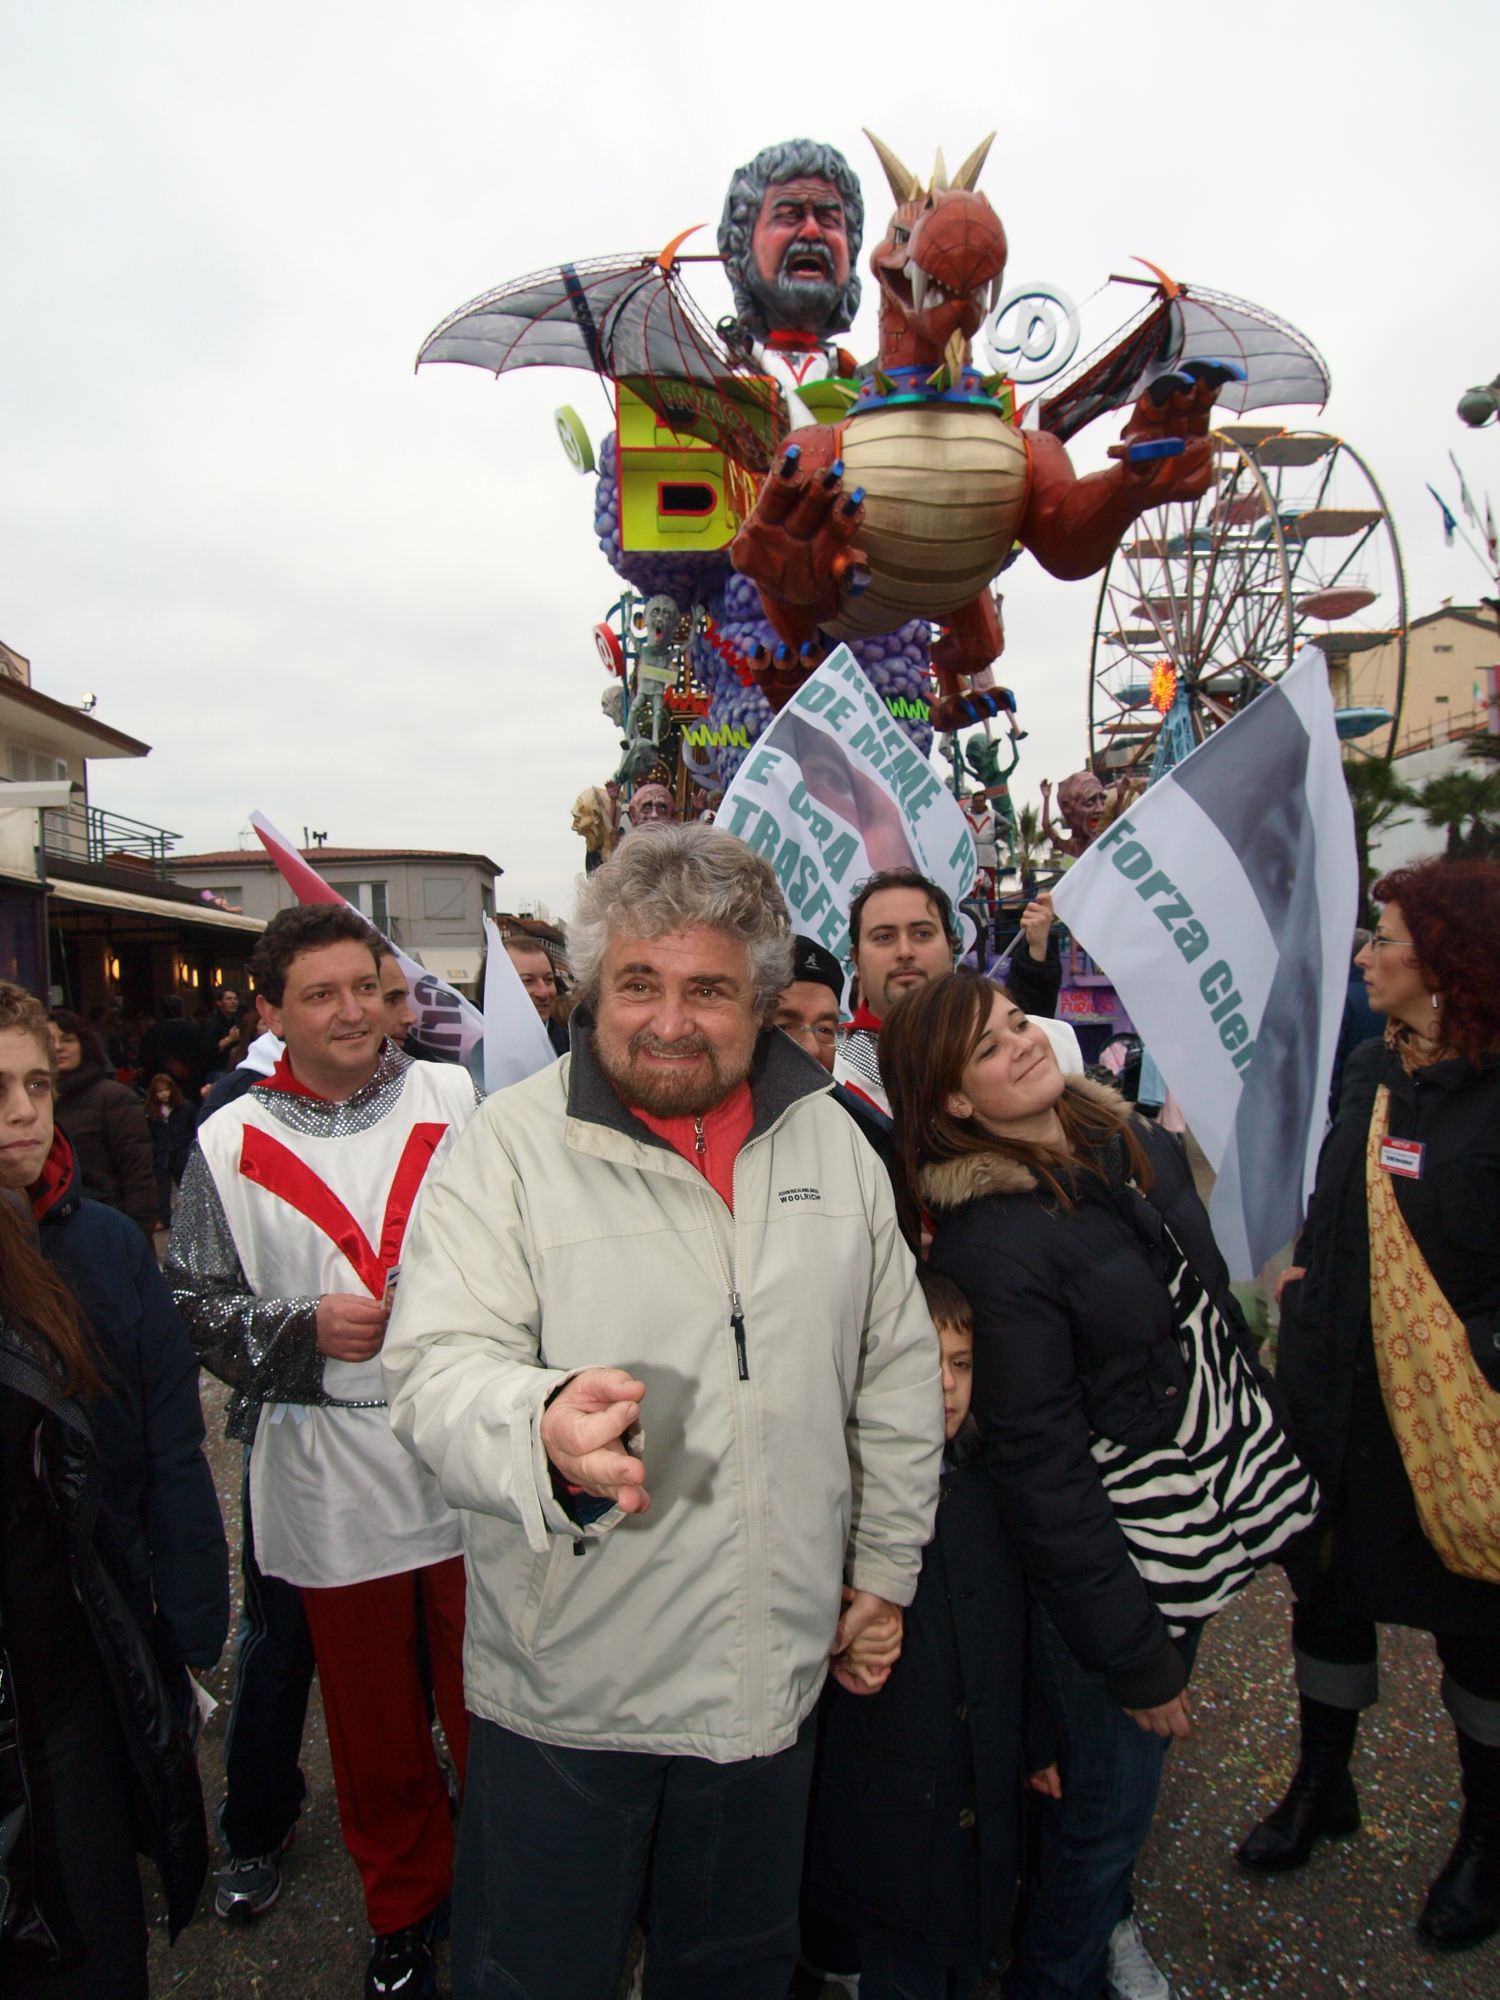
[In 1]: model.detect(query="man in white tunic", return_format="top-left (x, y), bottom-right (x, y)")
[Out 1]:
top-left (168, 904), bottom-right (476, 2000)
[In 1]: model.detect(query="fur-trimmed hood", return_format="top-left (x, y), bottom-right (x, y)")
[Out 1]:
top-left (917, 1074), bottom-right (1131, 1211)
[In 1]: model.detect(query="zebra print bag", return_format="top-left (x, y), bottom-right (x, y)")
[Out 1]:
top-left (1089, 1215), bottom-right (1320, 1635)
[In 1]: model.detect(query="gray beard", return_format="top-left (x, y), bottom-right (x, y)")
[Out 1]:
top-left (745, 268), bottom-right (842, 336)
top-left (594, 1031), bottom-right (751, 1119)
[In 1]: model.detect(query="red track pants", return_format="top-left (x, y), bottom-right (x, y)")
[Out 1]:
top-left (299, 1555), bottom-right (469, 1933)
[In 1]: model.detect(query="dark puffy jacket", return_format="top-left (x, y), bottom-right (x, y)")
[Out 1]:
top-left (1277, 1038), bottom-right (1500, 1635)
top-left (1283, 1038), bottom-right (1500, 1479)
top-left (0, 1322), bottom-right (209, 1942)
top-left (53, 1061), bottom-right (156, 1239)
top-left (33, 1132), bottom-right (228, 1673)
top-left (805, 1433), bottom-right (1026, 1962)
top-left (922, 1078), bottom-right (1270, 1710)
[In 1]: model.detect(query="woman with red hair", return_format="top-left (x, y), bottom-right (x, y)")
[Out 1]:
top-left (1239, 857), bottom-right (1500, 1951)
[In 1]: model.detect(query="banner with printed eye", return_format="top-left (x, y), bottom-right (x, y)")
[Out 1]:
top-left (1051, 647), bottom-right (1358, 1279)
top-left (714, 645), bottom-right (977, 971)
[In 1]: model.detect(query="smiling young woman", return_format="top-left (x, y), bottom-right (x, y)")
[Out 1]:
top-left (881, 968), bottom-right (1316, 1999)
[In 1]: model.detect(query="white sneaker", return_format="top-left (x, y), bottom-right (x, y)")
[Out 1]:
top-left (1106, 1913), bottom-right (1171, 2000)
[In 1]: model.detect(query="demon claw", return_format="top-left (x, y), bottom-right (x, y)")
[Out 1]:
top-left (1146, 370), bottom-right (1198, 406)
top-left (1179, 356), bottom-right (1247, 389)
top-left (843, 489), bottom-right (866, 514)
top-left (781, 446), bottom-right (802, 472)
top-left (845, 564), bottom-right (872, 597)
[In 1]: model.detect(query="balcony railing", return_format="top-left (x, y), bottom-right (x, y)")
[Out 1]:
top-left (41, 802), bottom-right (181, 876)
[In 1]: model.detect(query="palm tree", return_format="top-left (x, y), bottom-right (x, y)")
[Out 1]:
top-left (1011, 802), bottom-right (1042, 886)
top-left (1343, 759), bottom-right (1415, 911)
top-left (1415, 769), bottom-right (1500, 857)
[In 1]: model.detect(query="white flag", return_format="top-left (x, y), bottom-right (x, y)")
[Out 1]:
top-left (716, 645), bottom-right (976, 964)
top-left (1051, 647), bottom-right (1357, 1279)
top-left (481, 916), bottom-right (555, 1094)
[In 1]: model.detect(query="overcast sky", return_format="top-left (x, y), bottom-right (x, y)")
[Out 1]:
top-left (4, 0), bottom-right (1497, 917)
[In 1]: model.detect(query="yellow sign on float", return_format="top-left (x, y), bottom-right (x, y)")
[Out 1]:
top-left (615, 382), bottom-right (767, 554)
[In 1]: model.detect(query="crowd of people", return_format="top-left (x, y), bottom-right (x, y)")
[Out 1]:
top-left (2, 826), bottom-right (1498, 2000)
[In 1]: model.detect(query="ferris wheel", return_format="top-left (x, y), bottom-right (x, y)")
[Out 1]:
top-left (1087, 427), bottom-right (1408, 777)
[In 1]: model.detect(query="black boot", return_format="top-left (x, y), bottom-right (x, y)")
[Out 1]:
top-left (1417, 1731), bottom-right (1500, 1950)
top-left (1236, 1696), bottom-right (1361, 1870)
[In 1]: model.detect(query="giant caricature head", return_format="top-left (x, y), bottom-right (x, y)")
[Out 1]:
top-left (718, 138), bottom-right (864, 341)
top-left (1057, 770), bottom-right (1109, 844)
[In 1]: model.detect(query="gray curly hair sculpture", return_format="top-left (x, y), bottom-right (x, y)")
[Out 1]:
top-left (717, 137), bottom-right (864, 342)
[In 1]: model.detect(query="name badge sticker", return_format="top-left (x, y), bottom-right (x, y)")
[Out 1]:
top-left (1379, 1137), bottom-right (1426, 1179)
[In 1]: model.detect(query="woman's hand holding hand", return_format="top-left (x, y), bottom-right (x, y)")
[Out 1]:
top-left (1124, 1691), bottom-right (1192, 1740)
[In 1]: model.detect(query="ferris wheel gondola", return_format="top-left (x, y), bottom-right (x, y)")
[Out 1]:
top-left (1087, 426), bottom-right (1407, 777)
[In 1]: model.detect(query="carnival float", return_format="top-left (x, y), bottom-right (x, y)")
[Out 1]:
top-left (418, 129), bottom-right (1406, 1052)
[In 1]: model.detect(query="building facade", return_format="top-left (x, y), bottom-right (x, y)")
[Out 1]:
top-left (168, 846), bottom-right (502, 992)
top-left (0, 641), bottom-right (264, 1013)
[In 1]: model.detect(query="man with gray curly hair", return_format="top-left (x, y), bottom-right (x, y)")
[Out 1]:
top-left (384, 822), bottom-right (942, 1999)
top-left (718, 135), bottom-right (864, 345)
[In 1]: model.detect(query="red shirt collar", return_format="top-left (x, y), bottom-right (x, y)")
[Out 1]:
top-left (258, 1049), bottom-right (333, 1101)
top-left (30, 1130), bottom-right (75, 1221)
top-left (848, 1001), bottom-right (884, 1033)
top-left (761, 329), bottom-right (825, 352)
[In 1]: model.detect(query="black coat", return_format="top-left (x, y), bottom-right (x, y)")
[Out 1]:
top-left (0, 1322), bottom-right (209, 1942)
top-left (1278, 1036), bottom-right (1500, 1635)
top-left (53, 1060), bottom-right (156, 1238)
top-left (35, 1135), bottom-right (228, 1672)
top-left (149, 1101), bottom-right (198, 1183)
top-left (921, 1079), bottom-right (1268, 1710)
top-left (805, 1434), bottom-right (1027, 1962)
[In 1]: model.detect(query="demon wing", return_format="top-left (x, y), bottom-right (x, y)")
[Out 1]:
top-left (416, 252), bottom-right (785, 473)
top-left (1037, 280), bottom-right (1330, 444)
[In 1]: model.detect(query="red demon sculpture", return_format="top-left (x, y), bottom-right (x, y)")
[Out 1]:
top-left (730, 131), bottom-right (1239, 723)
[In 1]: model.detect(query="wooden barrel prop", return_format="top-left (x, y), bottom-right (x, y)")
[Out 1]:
top-left (828, 404), bottom-right (1030, 640)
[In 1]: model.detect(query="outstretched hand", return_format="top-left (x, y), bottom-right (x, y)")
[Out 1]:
top-left (730, 438), bottom-right (868, 632)
top-left (539, 1367), bottom-right (650, 1516)
top-left (1109, 358), bottom-right (1244, 504)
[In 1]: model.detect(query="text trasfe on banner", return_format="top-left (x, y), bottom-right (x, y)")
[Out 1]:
top-left (716, 646), bottom-right (977, 967)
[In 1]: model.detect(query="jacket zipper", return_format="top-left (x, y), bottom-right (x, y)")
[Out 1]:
top-left (729, 1288), bottom-right (748, 1380)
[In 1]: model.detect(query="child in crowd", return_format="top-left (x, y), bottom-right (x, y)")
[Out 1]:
top-left (145, 1071), bottom-right (196, 1228)
top-left (801, 1268), bottom-right (1028, 2000)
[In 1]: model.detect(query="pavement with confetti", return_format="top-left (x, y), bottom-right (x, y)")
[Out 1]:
top-left (143, 1390), bottom-right (1498, 1998)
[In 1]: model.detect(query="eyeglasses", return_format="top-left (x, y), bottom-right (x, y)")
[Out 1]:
top-left (1368, 933), bottom-right (1413, 950)
top-left (780, 1021), bottom-right (839, 1047)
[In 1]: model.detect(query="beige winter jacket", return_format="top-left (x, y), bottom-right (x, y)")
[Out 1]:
top-left (384, 1024), bottom-right (943, 1762)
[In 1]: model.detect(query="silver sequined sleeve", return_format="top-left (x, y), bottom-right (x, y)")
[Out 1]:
top-left (165, 1147), bottom-right (324, 1408)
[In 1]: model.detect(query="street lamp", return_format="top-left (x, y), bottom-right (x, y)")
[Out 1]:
top-left (1458, 375), bottom-right (1500, 428)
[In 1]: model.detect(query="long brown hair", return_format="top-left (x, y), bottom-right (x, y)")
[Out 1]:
top-left (880, 968), bottom-right (1152, 1214)
top-left (0, 1194), bottom-right (103, 1398)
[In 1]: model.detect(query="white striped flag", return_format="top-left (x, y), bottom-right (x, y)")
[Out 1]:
top-left (1051, 647), bottom-right (1357, 1279)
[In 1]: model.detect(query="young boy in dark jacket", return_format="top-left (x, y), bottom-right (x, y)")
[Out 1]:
top-left (803, 1269), bottom-right (1028, 1999)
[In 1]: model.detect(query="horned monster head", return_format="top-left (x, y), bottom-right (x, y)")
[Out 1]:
top-left (865, 131), bottom-right (1006, 371)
